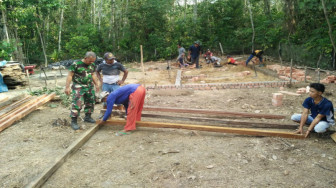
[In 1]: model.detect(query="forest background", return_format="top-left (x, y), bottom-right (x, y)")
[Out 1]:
top-left (0, 0), bottom-right (335, 69)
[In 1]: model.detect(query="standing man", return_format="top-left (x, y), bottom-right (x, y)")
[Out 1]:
top-left (65, 51), bottom-right (100, 130)
top-left (291, 83), bottom-right (334, 138)
top-left (188, 40), bottom-right (202, 68)
top-left (100, 84), bottom-right (146, 136)
top-left (96, 52), bottom-right (128, 109)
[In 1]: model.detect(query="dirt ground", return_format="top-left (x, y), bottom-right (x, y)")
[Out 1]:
top-left (0, 59), bottom-right (336, 187)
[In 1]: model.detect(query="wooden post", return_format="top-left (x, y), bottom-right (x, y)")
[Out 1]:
top-left (304, 66), bottom-right (307, 83)
top-left (25, 69), bottom-right (31, 92)
top-left (279, 42), bottom-right (283, 68)
top-left (219, 42), bottom-right (224, 55)
top-left (168, 60), bottom-right (171, 80)
top-left (289, 59), bottom-right (293, 85)
top-left (54, 71), bottom-right (57, 88)
top-left (140, 45), bottom-right (144, 73)
top-left (317, 68), bottom-right (320, 83)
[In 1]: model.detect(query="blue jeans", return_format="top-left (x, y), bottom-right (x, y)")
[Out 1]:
top-left (102, 83), bottom-right (120, 93)
top-left (246, 55), bottom-right (262, 66)
top-left (291, 114), bottom-right (331, 133)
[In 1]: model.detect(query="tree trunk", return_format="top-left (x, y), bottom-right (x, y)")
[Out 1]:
top-left (98, 0), bottom-right (102, 31)
top-left (193, 0), bottom-right (197, 24)
top-left (1, 8), bottom-right (10, 44)
top-left (246, 0), bottom-right (255, 51)
top-left (321, 0), bottom-right (336, 69)
top-left (263, 0), bottom-right (271, 19)
top-left (58, 0), bottom-right (64, 52)
top-left (35, 22), bottom-right (48, 67)
top-left (184, 0), bottom-right (187, 21)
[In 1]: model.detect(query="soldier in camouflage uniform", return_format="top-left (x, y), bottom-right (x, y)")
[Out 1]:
top-left (65, 51), bottom-right (100, 130)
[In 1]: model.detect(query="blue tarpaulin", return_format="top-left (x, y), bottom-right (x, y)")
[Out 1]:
top-left (0, 72), bottom-right (8, 93)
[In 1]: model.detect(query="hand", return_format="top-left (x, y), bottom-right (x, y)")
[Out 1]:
top-left (305, 130), bottom-right (311, 138)
top-left (64, 87), bottom-right (71, 95)
top-left (294, 128), bottom-right (303, 134)
top-left (117, 80), bottom-right (124, 85)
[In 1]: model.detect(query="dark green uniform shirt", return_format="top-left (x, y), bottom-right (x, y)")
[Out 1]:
top-left (69, 60), bottom-right (96, 87)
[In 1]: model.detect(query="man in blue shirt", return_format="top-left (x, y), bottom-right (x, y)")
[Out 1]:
top-left (291, 83), bottom-right (334, 138)
top-left (101, 84), bottom-right (146, 135)
top-left (188, 41), bottom-right (202, 69)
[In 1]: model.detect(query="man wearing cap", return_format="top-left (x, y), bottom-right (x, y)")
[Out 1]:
top-left (96, 52), bottom-right (128, 96)
top-left (188, 41), bottom-right (202, 68)
top-left (65, 51), bottom-right (100, 130)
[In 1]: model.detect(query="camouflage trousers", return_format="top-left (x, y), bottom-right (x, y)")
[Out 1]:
top-left (70, 85), bottom-right (95, 118)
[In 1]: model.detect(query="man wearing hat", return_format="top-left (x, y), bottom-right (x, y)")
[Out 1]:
top-left (188, 40), bottom-right (202, 68)
top-left (96, 52), bottom-right (128, 96)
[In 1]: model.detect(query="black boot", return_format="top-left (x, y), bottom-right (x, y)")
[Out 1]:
top-left (71, 117), bottom-right (80, 130)
top-left (84, 113), bottom-right (96, 123)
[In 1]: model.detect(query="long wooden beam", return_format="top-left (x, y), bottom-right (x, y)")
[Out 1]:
top-left (142, 106), bottom-right (286, 119)
top-left (0, 94), bottom-right (25, 109)
top-left (25, 123), bottom-right (102, 188)
top-left (0, 95), bottom-right (33, 118)
top-left (100, 120), bottom-right (304, 139)
top-left (100, 106), bottom-right (286, 119)
top-left (0, 93), bottom-right (55, 132)
top-left (141, 113), bottom-right (297, 129)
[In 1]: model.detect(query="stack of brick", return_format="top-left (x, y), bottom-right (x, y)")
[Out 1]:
top-left (235, 71), bottom-right (251, 77)
top-left (266, 64), bottom-right (312, 81)
top-left (320, 75), bottom-right (336, 84)
top-left (296, 87), bottom-right (307, 94)
top-left (272, 93), bottom-right (283, 107)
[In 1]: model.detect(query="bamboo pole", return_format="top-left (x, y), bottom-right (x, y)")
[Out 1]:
top-left (26, 69), bottom-right (31, 92)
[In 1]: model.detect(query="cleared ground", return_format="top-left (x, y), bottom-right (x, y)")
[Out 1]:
top-left (0, 58), bottom-right (335, 187)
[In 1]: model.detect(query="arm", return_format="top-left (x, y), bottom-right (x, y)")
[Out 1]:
top-left (294, 108), bottom-right (309, 134)
top-left (96, 71), bottom-right (103, 84)
top-left (102, 97), bottom-right (116, 121)
top-left (305, 114), bottom-right (325, 138)
top-left (92, 72), bottom-right (100, 92)
top-left (64, 71), bottom-right (74, 95)
top-left (117, 69), bottom-right (128, 85)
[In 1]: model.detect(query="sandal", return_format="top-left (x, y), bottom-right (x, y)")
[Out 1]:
top-left (115, 131), bottom-right (131, 136)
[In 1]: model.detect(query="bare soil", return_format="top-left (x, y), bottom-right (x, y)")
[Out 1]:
top-left (1, 59), bottom-right (335, 187)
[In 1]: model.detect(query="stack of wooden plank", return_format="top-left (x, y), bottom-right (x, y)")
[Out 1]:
top-left (0, 93), bottom-right (56, 132)
top-left (0, 63), bottom-right (27, 89)
top-left (100, 106), bottom-right (304, 139)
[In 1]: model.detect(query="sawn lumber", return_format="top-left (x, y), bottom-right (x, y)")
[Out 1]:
top-left (141, 113), bottom-right (297, 129)
top-left (0, 93), bottom-right (55, 132)
top-left (142, 106), bottom-right (286, 119)
top-left (100, 120), bottom-right (304, 139)
top-left (100, 106), bottom-right (286, 119)
top-left (25, 123), bottom-right (102, 188)
top-left (0, 95), bottom-right (33, 118)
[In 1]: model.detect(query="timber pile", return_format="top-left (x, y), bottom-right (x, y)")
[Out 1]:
top-left (0, 63), bottom-right (27, 89)
top-left (0, 93), bottom-right (56, 132)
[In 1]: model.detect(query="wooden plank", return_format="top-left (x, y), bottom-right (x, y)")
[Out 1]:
top-left (0, 96), bottom-right (33, 117)
top-left (141, 113), bottom-right (297, 129)
top-left (279, 91), bottom-right (301, 96)
top-left (0, 93), bottom-right (55, 132)
top-left (175, 70), bottom-right (182, 86)
top-left (0, 96), bottom-right (8, 103)
top-left (25, 123), bottom-right (102, 188)
top-left (100, 120), bottom-right (305, 139)
top-left (0, 94), bottom-right (26, 108)
top-left (331, 133), bottom-right (336, 143)
top-left (142, 106), bottom-right (286, 119)
top-left (0, 95), bottom-right (44, 121)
